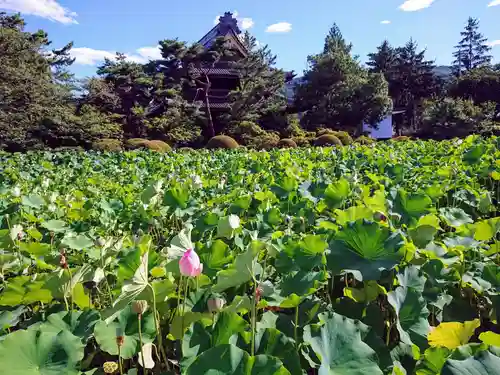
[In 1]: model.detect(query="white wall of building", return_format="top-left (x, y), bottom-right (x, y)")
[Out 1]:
top-left (363, 115), bottom-right (394, 139)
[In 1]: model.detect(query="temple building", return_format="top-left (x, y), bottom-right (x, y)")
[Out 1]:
top-left (191, 12), bottom-right (249, 114)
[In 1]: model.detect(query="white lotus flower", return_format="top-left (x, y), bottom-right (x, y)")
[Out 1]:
top-left (191, 174), bottom-right (203, 189)
top-left (10, 224), bottom-right (24, 241)
top-left (138, 343), bottom-right (155, 369)
top-left (12, 186), bottom-right (21, 197)
top-left (42, 179), bottom-right (50, 188)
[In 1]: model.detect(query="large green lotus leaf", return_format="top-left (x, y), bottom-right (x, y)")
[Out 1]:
top-left (441, 351), bottom-right (500, 375)
top-left (303, 312), bottom-right (383, 375)
top-left (392, 190), bottom-right (434, 225)
top-left (181, 322), bottom-right (212, 369)
top-left (253, 328), bottom-right (302, 375)
top-left (185, 344), bottom-right (291, 375)
top-left (41, 219), bottom-right (68, 233)
top-left (21, 194), bottom-right (45, 209)
top-left (415, 347), bottom-right (451, 375)
top-left (0, 328), bottom-right (84, 375)
top-left (0, 306), bottom-right (25, 332)
top-left (61, 234), bottom-right (94, 251)
top-left (388, 287), bottom-right (430, 350)
top-left (397, 266), bottom-right (426, 293)
top-left (169, 312), bottom-right (212, 340)
top-left (0, 275), bottom-right (53, 306)
top-left (182, 312), bottom-right (249, 369)
top-left (105, 251), bottom-right (150, 322)
top-left (275, 236), bottom-right (326, 273)
top-left (439, 208), bottom-right (473, 228)
top-left (212, 244), bottom-right (261, 293)
top-left (324, 178), bottom-right (350, 209)
top-left (217, 215), bottom-right (241, 239)
top-left (94, 305), bottom-right (156, 359)
top-left (335, 206), bottom-right (374, 226)
top-left (328, 221), bottom-right (404, 281)
top-left (38, 310), bottom-right (100, 343)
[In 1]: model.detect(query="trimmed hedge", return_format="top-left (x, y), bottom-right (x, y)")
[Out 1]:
top-left (277, 138), bottom-right (297, 148)
top-left (93, 139), bottom-right (123, 151)
top-left (355, 136), bottom-right (375, 145)
top-left (334, 131), bottom-right (353, 145)
top-left (125, 138), bottom-right (171, 152)
top-left (206, 135), bottom-right (239, 149)
top-left (125, 138), bottom-right (149, 150)
top-left (146, 140), bottom-right (171, 152)
top-left (314, 134), bottom-right (342, 147)
top-left (391, 136), bottom-right (411, 142)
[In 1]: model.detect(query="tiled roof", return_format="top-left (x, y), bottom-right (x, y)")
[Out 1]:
top-left (200, 102), bottom-right (230, 109)
top-left (191, 67), bottom-right (238, 76)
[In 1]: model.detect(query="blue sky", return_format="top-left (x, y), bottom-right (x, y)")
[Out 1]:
top-left (1, 0), bottom-right (500, 77)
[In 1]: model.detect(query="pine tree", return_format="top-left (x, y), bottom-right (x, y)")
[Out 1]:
top-left (323, 23), bottom-right (352, 54)
top-left (390, 39), bottom-right (438, 131)
top-left (366, 40), bottom-right (396, 76)
top-left (452, 17), bottom-right (492, 75)
top-left (295, 25), bottom-right (391, 133)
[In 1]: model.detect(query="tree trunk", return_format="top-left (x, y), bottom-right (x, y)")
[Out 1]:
top-left (203, 73), bottom-right (215, 139)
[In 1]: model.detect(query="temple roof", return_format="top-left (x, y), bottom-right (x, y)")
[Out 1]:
top-left (198, 12), bottom-right (248, 57)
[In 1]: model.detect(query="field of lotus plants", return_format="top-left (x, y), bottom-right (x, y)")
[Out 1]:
top-left (0, 136), bottom-right (499, 374)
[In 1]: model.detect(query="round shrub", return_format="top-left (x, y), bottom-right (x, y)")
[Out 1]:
top-left (277, 138), bottom-right (297, 148)
top-left (146, 140), bottom-right (171, 152)
top-left (206, 135), bottom-right (239, 149)
top-left (391, 136), bottom-right (411, 142)
top-left (93, 139), bottom-right (122, 151)
top-left (125, 138), bottom-right (149, 150)
top-left (317, 128), bottom-right (335, 136)
top-left (334, 131), bottom-right (353, 145)
top-left (314, 134), bottom-right (342, 147)
top-left (355, 136), bottom-right (375, 145)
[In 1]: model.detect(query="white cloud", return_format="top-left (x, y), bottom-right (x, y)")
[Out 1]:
top-left (488, 0), bottom-right (500, 6)
top-left (0, 0), bottom-right (77, 24)
top-left (71, 46), bottom-right (162, 66)
top-left (240, 17), bottom-right (254, 30)
top-left (381, 20), bottom-right (391, 24)
top-left (399, 0), bottom-right (435, 11)
top-left (486, 40), bottom-right (500, 47)
top-left (266, 22), bottom-right (292, 33)
top-left (135, 46), bottom-right (162, 61)
top-left (213, 10), bottom-right (254, 30)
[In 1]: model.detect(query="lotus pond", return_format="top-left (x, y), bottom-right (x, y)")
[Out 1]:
top-left (0, 136), bottom-right (499, 375)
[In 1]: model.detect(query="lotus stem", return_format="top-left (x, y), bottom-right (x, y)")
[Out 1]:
top-left (181, 279), bottom-right (190, 335)
top-left (118, 346), bottom-right (123, 375)
top-left (250, 281), bottom-right (257, 356)
top-left (148, 284), bottom-right (169, 371)
top-left (138, 314), bottom-right (146, 375)
top-left (294, 305), bottom-right (299, 345)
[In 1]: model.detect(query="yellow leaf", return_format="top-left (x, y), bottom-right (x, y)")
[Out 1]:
top-left (150, 266), bottom-right (166, 278)
top-left (479, 331), bottom-right (500, 346)
top-left (428, 320), bottom-right (480, 349)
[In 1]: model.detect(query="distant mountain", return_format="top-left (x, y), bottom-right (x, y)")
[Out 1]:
top-left (433, 65), bottom-right (453, 80)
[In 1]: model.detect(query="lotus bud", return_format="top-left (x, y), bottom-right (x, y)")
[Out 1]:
top-left (390, 213), bottom-right (402, 223)
top-left (207, 297), bottom-right (226, 313)
top-left (179, 249), bottom-right (203, 277)
top-left (59, 249), bottom-right (68, 269)
top-left (116, 327), bottom-right (124, 347)
top-left (96, 237), bottom-right (105, 247)
top-left (373, 211), bottom-right (387, 222)
top-left (132, 300), bottom-right (149, 316)
top-left (255, 284), bottom-right (264, 303)
top-left (103, 361), bottom-right (119, 374)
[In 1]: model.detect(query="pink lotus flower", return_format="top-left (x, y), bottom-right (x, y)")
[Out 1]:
top-left (179, 249), bottom-right (203, 277)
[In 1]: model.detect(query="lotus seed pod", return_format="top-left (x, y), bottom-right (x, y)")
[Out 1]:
top-left (103, 361), bottom-right (119, 374)
top-left (373, 211), bottom-right (387, 222)
top-left (132, 300), bottom-right (148, 315)
top-left (207, 297), bottom-right (226, 313)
